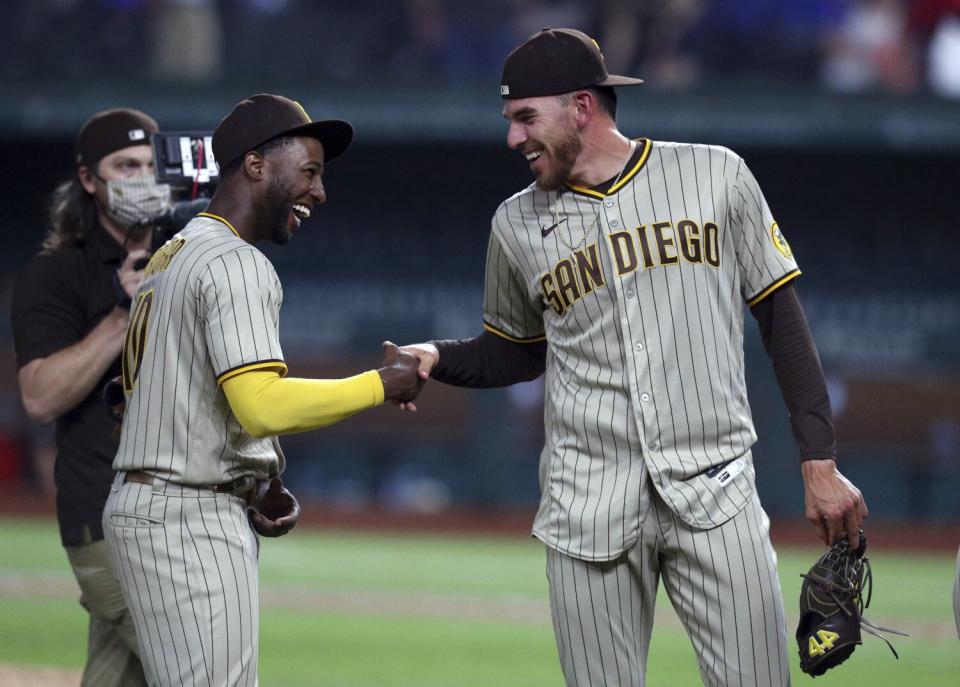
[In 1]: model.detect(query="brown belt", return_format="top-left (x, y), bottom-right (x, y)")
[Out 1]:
top-left (123, 470), bottom-right (255, 497)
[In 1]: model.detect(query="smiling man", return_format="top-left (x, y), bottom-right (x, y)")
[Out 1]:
top-left (102, 94), bottom-right (425, 687)
top-left (398, 29), bottom-right (867, 686)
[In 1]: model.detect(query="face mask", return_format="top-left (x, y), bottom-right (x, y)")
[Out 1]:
top-left (104, 175), bottom-right (172, 230)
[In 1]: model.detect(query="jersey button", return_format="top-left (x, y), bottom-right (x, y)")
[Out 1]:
top-left (648, 441), bottom-right (659, 451)
top-left (626, 289), bottom-right (635, 299)
top-left (604, 200), bottom-right (614, 208)
top-left (634, 341), bottom-right (644, 351)
top-left (610, 218), bottom-right (620, 227)
top-left (640, 392), bottom-right (650, 402)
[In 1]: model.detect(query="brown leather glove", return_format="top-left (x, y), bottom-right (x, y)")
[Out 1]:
top-left (247, 477), bottom-right (301, 537)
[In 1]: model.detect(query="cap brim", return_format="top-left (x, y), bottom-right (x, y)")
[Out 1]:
top-left (597, 74), bottom-right (644, 87)
top-left (279, 119), bottom-right (354, 163)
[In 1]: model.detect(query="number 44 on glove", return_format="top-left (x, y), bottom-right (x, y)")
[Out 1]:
top-left (796, 531), bottom-right (908, 677)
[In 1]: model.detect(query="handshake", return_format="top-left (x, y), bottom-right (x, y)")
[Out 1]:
top-left (376, 341), bottom-right (439, 412)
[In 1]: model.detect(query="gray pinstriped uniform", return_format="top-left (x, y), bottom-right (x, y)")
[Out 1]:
top-left (104, 214), bottom-right (287, 687)
top-left (484, 139), bottom-right (799, 685)
top-left (954, 547), bottom-right (959, 640)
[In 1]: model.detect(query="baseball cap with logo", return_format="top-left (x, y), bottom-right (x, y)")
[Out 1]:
top-left (75, 108), bottom-right (158, 168)
top-left (212, 94), bottom-right (354, 169)
top-left (500, 28), bottom-right (643, 99)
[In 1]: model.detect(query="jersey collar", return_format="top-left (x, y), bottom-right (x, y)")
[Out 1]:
top-left (196, 211), bottom-right (241, 237)
top-left (565, 138), bottom-right (651, 200)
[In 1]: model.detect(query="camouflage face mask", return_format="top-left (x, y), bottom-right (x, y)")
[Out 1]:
top-left (104, 175), bottom-right (172, 230)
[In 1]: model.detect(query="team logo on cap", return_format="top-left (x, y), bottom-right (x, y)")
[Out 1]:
top-left (770, 222), bottom-right (792, 258)
top-left (293, 100), bottom-right (311, 123)
top-left (128, 129), bottom-right (146, 141)
top-left (501, 85), bottom-right (510, 95)
top-left (591, 38), bottom-right (605, 61)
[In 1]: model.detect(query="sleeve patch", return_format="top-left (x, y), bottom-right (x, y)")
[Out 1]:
top-left (770, 222), bottom-right (793, 258)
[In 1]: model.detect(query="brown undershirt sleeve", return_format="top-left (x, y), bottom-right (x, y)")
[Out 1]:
top-left (431, 330), bottom-right (546, 388)
top-left (750, 282), bottom-right (838, 462)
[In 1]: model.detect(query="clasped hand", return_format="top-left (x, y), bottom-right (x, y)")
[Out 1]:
top-left (247, 477), bottom-right (300, 537)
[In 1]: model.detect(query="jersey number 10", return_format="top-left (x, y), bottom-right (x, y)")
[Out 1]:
top-left (122, 290), bottom-right (154, 394)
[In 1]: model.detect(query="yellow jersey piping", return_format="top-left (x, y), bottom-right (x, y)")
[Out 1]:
top-left (197, 212), bottom-right (241, 237)
top-left (747, 269), bottom-right (802, 307)
top-left (566, 138), bottom-right (652, 199)
top-left (483, 322), bottom-right (547, 344)
top-left (217, 360), bottom-right (288, 384)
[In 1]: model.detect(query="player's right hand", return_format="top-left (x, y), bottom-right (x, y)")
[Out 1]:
top-left (399, 343), bottom-right (439, 377)
top-left (117, 249), bottom-right (151, 299)
top-left (378, 341), bottom-right (427, 406)
top-left (391, 342), bottom-right (439, 411)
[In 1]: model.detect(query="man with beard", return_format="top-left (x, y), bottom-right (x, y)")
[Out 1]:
top-left (11, 107), bottom-right (168, 687)
top-left (398, 29), bottom-right (867, 685)
top-left (102, 94), bottom-right (425, 687)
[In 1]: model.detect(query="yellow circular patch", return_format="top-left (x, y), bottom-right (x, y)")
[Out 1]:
top-left (770, 222), bottom-right (792, 258)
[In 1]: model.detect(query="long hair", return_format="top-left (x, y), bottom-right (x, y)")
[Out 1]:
top-left (42, 177), bottom-right (99, 251)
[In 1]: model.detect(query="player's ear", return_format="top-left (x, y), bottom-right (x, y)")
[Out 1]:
top-left (77, 165), bottom-right (97, 195)
top-left (573, 91), bottom-right (593, 126)
top-left (243, 151), bottom-right (266, 181)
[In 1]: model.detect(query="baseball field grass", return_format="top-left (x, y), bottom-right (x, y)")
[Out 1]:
top-left (0, 516), bottom-right (956, 686)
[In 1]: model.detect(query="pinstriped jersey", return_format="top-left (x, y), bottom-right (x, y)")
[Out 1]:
top-left (114, 214), bottom-right (287, 485)
top-left (484, 140), bottom-right (800, 560)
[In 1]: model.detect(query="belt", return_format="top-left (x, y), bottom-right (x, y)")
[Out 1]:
top-left (123, 470), bottom-right (255, 497)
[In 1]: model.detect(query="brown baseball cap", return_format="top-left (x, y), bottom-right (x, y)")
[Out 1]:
top-left (212, 94), bottom-right (353, 169)
top-left (75, 108), bottom-right (158, 168)
top-left (500, 28), bottom-right (643, 100)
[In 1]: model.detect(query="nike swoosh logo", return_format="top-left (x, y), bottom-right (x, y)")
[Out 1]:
top-left (541, 217), bottom-right (567, 237)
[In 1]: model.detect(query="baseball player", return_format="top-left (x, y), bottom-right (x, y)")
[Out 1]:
top-left (11, 108), bottom-right (167, 687)
top-left (955, 548), bottom-right (960, 640)
top-left (399, 29), bottom-right (867, 686)
top-left (102, 94), bottom-right (424, 687)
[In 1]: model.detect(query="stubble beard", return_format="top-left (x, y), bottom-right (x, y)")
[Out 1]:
top-left (263, 175), bottom-right (292, 245)
top-left (536, 122), bottom-right (582, 191)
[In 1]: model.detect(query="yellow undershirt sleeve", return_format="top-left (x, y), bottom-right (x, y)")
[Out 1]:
top-left (221, 368), bottom-right (385, 438)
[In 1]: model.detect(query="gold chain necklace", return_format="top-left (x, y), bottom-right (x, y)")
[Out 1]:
top-left (554, 140), bottom-right (636, 253)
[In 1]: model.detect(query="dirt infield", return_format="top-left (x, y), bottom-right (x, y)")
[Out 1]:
top-left (0, 664), bottom-right (81, 686)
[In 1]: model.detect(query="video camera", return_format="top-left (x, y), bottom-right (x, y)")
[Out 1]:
top-left (147, 131), bottom-right (218, 251)
top-left (116, 132), bottom-right (220, 302)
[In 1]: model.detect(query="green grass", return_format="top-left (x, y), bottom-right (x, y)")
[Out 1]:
top-left (1, 516), bottom-right (957, 685)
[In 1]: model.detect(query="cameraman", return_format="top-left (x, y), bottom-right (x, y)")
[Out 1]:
top-left (10, 108), bottom-right (171, 686)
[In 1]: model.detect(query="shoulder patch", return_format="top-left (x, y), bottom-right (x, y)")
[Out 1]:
top-left (770, 222), bottom-right (792, 258)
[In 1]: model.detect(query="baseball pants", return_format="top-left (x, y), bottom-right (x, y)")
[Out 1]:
top-left (65, 538), bottom-right (147, 687)
top-left (546, 487), bottom-right (790, 687)
top-left (954, 546), bottom-right (960, 640)
top-left (103, 474), bottom-right (260, 687)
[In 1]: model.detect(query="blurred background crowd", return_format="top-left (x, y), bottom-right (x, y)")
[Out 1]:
top-left (0, 0), bottom-right (957, 527)
top-left (2, 0), bottom-right (960, 97)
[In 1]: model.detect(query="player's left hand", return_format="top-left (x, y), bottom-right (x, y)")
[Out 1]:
top-left (248, 477), bottom-right (301, 537)
top-left (801, 459), bottom-right (868, 548)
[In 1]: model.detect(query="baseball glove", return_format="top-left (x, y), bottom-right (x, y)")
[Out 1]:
top-left (247, 477), bottom-right (300, 537)
top-left (796, 531), bottom-right (907, 677)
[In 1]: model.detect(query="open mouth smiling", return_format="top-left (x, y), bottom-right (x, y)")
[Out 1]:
top-left (291, 203), bottom-right (311, 227)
